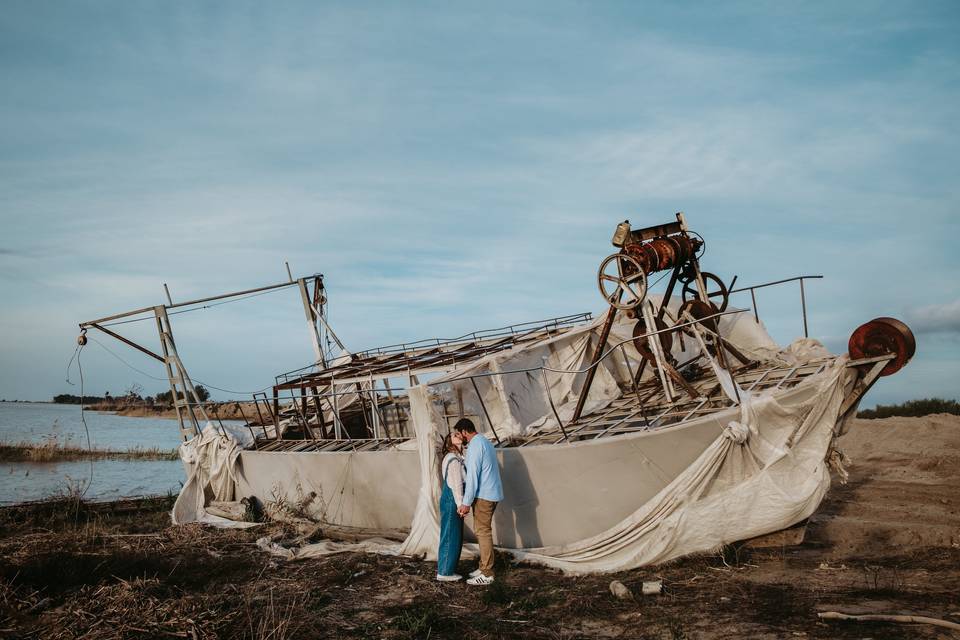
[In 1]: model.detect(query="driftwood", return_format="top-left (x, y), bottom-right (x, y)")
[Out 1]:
top-left (818, 611), bottom-right (960, 631)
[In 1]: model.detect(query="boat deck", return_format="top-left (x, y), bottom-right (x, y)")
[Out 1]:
top-left (249, 356), bottom-right (837, 452)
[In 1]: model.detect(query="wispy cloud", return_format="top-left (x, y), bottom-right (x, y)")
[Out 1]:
top-left (907, 300), bottom-right (960, 334)
top-left (0, 2), bottom-right (957, 402)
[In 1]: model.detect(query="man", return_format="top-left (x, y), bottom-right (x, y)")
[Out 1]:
top-left (454, 417), bottom-right (503, 585)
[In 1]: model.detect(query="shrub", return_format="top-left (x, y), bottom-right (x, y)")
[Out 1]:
top-left (858, 397), bottom-right (960, 419)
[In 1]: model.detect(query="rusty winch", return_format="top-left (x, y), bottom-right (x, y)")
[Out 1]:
top-left (597, 213), bottom-right (728, 316)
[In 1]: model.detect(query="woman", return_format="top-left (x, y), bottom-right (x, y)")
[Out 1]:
top-left (436, 430), bottom-right (466, 581)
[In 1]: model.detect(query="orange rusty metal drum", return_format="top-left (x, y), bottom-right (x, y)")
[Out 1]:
top-left (647, 238), bottom-right (677, 271)
top-left (848, 317), bottom-right (916, 376)
top-left (624, 242), bottom-right (658, 274)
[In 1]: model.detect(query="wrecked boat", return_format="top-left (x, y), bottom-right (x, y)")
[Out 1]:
top-left (78, 213), bottom-right (916, 572)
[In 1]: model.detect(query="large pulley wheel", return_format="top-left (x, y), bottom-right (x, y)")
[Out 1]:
top-left (597, 253), bottom-right (648, 310)
top-left (677, 263), bottom-right (698, 284)
top-left (681, 271), bottom-right (729, 312)
top-left (632, 316), bottom-right (673, 364)
top-left (848, 317), bottom-right (916, 376)
top-left (678, 299), bottom-right (721, 335)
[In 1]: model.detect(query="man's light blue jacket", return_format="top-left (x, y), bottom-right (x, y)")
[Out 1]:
top-left (460, 433), bottom-right (503, 506)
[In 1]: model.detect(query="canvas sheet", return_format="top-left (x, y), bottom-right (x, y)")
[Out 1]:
top-left (393, 353), bottom-right (852, 573)
top-left (175, 304), bottom-right (853, 573)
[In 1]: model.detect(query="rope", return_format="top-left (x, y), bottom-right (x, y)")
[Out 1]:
top-left (89, 337), bottom-right (168, 381)
top-left (76, 345), bottom-right (94, 499)
top-left (89, 336), bottom-right (271, 395)
top-left (65, 344), bottom-right (81, 385)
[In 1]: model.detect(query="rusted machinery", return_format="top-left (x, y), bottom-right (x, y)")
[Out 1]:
top-left (571, 212), bottom-right (918, 425)
top-left (597, 213), bottom-right (728, 317)
top-left (848, 317), bottom-right (916, 377)
top-left (573, 213), bottom-right (734, 422)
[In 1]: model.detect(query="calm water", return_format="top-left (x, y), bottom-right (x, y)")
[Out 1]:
top-left (0, 402), bottom-right (230, 504)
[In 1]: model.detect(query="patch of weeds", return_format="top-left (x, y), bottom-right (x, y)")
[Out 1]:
top-left (715, 543), bottom-right (752, 568)
top-left (307, 588), bottom-right (333, 609)
top-left (1, 548), bottom-right (254, 596)
top-left (492, 549), bottom-right (514, 574)
top-left (352, 620), bottom-right (389, 637)
top-left (391, 602), bottom-right (456, 638)
top-left (664, 612), bottom-right (688, 640)
top-left (242, 496), bottom-right (266, 523)
top-left (511, 589), bottom-right (556, 613)
top-left (859, 562), bottom-right (904, 594)
top-left (480, 579), bottom-right (513, 606)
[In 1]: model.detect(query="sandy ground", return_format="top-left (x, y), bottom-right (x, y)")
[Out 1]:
top-left (0, 414), bottom-right (957, 639)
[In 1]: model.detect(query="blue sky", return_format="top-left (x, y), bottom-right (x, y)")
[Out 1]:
top-left (0, 1), bottom-right (957, 407)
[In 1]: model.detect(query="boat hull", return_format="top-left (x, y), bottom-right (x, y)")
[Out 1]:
top-left (236, 372), bottom-right (834, 549)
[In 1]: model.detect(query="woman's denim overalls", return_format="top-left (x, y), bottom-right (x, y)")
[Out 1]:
top-left (437, 457), bottom-right (464, 576)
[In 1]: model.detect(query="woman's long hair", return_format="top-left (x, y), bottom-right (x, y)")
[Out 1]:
top-left (436, 432), bottom-right (460, 483)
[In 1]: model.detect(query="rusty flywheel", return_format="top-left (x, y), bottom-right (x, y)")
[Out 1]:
top-left (848, 317), bottom-right (916, 376)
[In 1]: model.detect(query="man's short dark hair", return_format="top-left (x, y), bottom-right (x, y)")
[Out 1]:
top-left (453, 418), bottom-right (476, 433)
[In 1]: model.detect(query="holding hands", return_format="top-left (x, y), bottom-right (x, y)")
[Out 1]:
top-left (457, 504), bottom-right (470, 517)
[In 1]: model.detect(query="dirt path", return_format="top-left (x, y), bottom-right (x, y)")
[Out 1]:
top-left (0, 415), bottom-right (957, 639)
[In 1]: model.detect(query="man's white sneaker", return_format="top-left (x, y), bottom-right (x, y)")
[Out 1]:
top-left (436, 573), bottom-right (462, 582)
top-left (467, 574), bottom-right (494, 585)
top-left (468, 569), bottom-right (483, 578)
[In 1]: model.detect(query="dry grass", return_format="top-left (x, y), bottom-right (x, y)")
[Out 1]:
top-left (0, 436), bottom-right (178, 462)
top-left (0, 496), bottom-right (958, 639)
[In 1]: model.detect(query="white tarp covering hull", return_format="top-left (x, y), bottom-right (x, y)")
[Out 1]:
top-left (228, 358), bottom-right (855, 566)
top-left (173, 302), bottom-right (862, 573)
top-left (235, 404), bottom-right (726, 547)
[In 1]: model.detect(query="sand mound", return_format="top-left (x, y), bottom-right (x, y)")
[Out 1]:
top-left (809, 413), bottom-right (960, 556)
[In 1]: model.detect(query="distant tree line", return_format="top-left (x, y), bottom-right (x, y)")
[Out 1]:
top-left (53, 384), bottom-right (210, 406)
top-left (155, 386), bottom-right (210, 403)
top-left (53, 394), bottom-right (108, 405)
top-left (858, 397), bottom-right (960, 419)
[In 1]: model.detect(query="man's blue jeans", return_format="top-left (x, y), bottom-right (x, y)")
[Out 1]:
top-left (437, 481), bottom-right (463, 576)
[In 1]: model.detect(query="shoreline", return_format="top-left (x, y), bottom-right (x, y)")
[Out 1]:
top-left (83, 402), bottom-right (260, 421)
top-left (0, 441), bottom-right (179, 463)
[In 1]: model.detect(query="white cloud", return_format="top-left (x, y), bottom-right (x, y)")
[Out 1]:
top-left (907, 299), bottom-right (960, 334)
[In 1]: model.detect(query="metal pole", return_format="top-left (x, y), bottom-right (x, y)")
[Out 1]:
top-left (331, 379), bottom-right (344, 439)
top-left (800, 278), bottom-right (809, 338)
top-left (310, 386), bottom-right (328, 439)
top-left (298, 278), bottom-right (326, 366)
top-left (618, 343), bottom-right (643, 403)
top-left (90, 323), bottom-right (165, 363)
top-left (234, 403), bottom-right (258, 445)
top-left (163, 283), bottom-right (173, 306)
top-left (469, 377), bottom-right (501, 445)
top-left (368, 378), bottom-right (381, 440)
top-left (82, 279), bottom-right (304, 328)
top-left (381, 378), bottom-right (401, 439)
top-left (154, 307), bottom-right (192, 441)
top-left (571, 305), bottom-right (619, 424)
top-left (540, 370), bottom-right (569, 442)
top-left (750, 288), bottom-right (759, 323)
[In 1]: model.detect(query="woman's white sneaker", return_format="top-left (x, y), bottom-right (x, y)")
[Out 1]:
top-left (436, 573), bottom-right (462, 582)
top-left (467, 574), bottom-right (494, 585)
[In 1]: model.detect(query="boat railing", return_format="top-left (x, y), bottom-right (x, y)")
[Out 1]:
top-left (184, 306), bottom-right (747, 447)
top-left (728, 274), bottom-right (823, 338)
top-left (273, 312), bottom-right (594, 385)
top-left (427, 307), bottom-right (752, 443)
